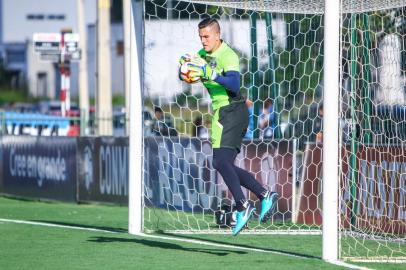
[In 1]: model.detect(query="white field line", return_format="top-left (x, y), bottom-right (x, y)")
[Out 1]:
top-left (327, 260), bottom-right (375, 270)
top-left (0, 218), bottom-right (374, 270)
top-left (349, 258), bottom-right (406, 263)
top-left (152, 229), bottom-right (322, 235)
top-left (0, 218), bottom-right (117, 234)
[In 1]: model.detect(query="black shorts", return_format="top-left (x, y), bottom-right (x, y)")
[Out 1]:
top-left (211, 100), bottom-right (249, 152)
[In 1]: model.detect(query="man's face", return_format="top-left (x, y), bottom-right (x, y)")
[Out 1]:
top-left (155, 111), bottom-right (162, 119)
top-left (198, 25), bottom-right (220, 53)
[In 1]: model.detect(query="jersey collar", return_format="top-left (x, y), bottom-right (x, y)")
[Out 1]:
top-left (207, 40), bottom-right (227, 57)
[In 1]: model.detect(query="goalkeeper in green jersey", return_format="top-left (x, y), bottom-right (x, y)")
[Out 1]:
top-left (180, 18), bottom-right (279, 235)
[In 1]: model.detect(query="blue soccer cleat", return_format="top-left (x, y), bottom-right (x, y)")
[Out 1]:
top-left (232, 204), bottom-right (256, 236)
top-left (259, 192), bottom-right (279, 222)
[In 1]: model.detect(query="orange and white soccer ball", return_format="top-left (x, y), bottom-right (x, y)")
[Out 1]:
top-left (179, 61), bottom-right (200, 84)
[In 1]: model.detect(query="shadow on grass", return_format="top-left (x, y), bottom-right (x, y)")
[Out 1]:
top-left (158, 232), bottom-right (321, 260)
top-left (29, 217), bottom-right (319, 260)
top-left (88, 236), bottom-right (247, 256)
top-left (32, 220), bottom-right (127, 233)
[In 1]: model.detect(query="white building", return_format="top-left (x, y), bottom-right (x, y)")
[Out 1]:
top-left (0, 0), bottom-right (125, 99)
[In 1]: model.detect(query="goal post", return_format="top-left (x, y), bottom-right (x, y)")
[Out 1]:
top-left (322, 0), bottom-right (339, 262)
top-left (128, 0), bottom-right (406, 263)
top-left (128, 0), bottom-right (143, 235)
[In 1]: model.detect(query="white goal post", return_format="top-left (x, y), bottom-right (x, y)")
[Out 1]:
top-left (322, 0), bottom-right (339, 262)
top-left (128, 0), bottom-right (143, 235)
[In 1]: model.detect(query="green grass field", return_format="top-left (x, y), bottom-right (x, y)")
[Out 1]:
top-left (0, 196), bottom-right (405, 270)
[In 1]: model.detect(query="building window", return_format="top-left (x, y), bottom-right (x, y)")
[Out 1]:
top-left (27, 14), bottom-right (45, 20)
top-left (27, 14), bottom-right (65, 21)
top-left (116, 40), bottom-right (124, 56)
top-left (48, 14), bottom-right (66, 20)
top-left (6, 50), bottom-right (25, 63)
top-left (55, 15), bottom-right (66, 20)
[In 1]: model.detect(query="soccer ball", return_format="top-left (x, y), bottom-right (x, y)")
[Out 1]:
top-left (179, 61), bottom-right (200, 84)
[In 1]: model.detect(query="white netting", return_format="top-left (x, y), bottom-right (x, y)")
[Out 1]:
top-left (182, 0), bottom-right (406, 14)
top-left (141, 0), bottom-right (406, 262)
top-left (339, 8), bottom-right (406, 261)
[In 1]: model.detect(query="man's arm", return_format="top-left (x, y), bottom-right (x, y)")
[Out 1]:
top-left (213, 71), bottom-right (240, 94)
top-left (189, 52), bottom-right (240, 94)
top-left (259, 111), bottom-right (270, 129)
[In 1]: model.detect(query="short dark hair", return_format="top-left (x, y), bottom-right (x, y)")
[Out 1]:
top-left (198, 18), bottom-right (220, 33)
top-left (264, 99), bottom-right (273, 108)
top-left (154, 106), bottom-right (163, 113)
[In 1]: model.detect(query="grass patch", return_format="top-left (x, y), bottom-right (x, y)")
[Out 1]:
top-left (0, 196), bottom-right (405, 270)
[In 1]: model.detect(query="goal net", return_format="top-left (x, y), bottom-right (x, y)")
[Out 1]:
top-left (339, 4), bottom-right (406, 262)
top-left (139, 0), bottom-right (406, 262)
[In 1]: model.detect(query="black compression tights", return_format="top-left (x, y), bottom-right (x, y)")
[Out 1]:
top-left (212, 148), bottom-right (266, 211)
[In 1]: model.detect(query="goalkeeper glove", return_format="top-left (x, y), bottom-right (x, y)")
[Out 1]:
top-left (188, 57), bottom-right (218, 81)
top-left (179, 53), bottom-right (192, 65)
top-left (179, 53), bottom-right (200, 65)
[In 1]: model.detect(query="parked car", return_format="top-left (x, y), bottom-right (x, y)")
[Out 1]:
top-left (37, 100), bottom-right (80, 117)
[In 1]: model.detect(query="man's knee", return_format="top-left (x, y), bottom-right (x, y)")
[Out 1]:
top-left (212, 148), bottom-right (235, 170)
top-left (212, 155), bottom-right (224, 171)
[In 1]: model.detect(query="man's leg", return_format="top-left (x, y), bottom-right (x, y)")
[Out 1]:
top-left (213, 148), bottom-right (278, 213)
top-left (212, 148), bottom-right (246, 211)
top-left (212, 147), bottom-right (256, 236)
top-left (233, 165), bottom-right (268, 199)
top-left (218, 147), bottom-right (268, 199)
top-left (232, 158), bottom-right (279, 222)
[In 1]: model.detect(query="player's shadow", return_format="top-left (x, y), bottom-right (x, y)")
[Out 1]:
top-left (88, 236), bottom-right (247, 256)
top-left (160, 232), bottom-right (321, 260)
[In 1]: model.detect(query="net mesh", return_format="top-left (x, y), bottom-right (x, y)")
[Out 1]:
top-left (141, 0), bottom-right (406, 262)
top-left (339, 8), bottom-right (406, 261)
top-left (181, 0), bottom-right (406, 14)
